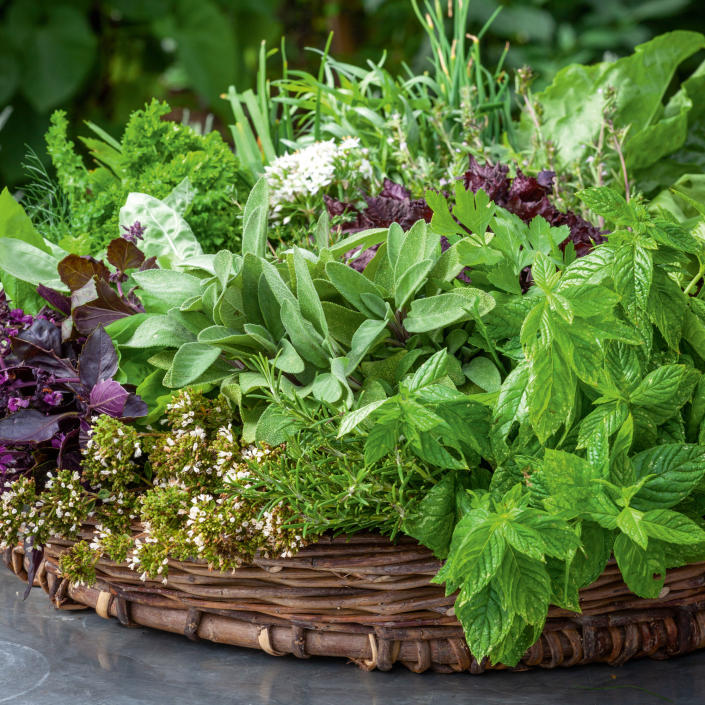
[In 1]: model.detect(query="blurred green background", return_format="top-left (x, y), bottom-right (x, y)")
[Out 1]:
top-left (2, 0), bottom-right (705, 187)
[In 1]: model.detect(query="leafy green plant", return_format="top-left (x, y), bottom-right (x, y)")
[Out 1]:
top-left (43, 100), bottom-right (246, 252)
top-left (515, 31), bottom-right (705, 208)
top-left (227, 0), bottom-right (514, 193)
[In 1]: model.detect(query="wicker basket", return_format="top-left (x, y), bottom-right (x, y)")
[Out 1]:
top-left (5, 524), bottom-right (705, 673)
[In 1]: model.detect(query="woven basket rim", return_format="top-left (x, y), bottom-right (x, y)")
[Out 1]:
top-left (5, 524), bottom-right (705, 673)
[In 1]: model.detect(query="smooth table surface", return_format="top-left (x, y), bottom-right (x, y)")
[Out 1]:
top-left (0, 566), bottom-right (701, 705)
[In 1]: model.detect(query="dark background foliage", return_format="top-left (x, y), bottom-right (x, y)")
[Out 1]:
top-left (2, 0), bottom-right (705, 187)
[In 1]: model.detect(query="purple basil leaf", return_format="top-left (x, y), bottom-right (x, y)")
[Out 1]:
top-left (11, 319), bottom-right (61, 358)
top-left (58, 254), bottom-right (111, 292)
top-left (0, 409), bottom-right (67, 443)
top-left (79, 327), bottom-right (118, 388)
top-left (121, 393), bottom-right (148, 419)
top-left (71, 278), bottom-right (135, 336)
top-left (37, 285), bottom-right (71, 316)
top-left (22, 539), bottom-right (44, 599)
top-left (107, 237), bottom-right (145, 272)
top-left (89, 379), bottom-right (128, 416)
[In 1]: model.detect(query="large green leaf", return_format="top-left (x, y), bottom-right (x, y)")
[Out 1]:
top-left (613, 534), bottom-right (665, 599)
top-left (517, 32), bottom-right (705, 171)
top-left (119, 192), bottom-right (203, 264)
top-left (0, 238), bottom-right (64, 292)
top-left (632, 444), bottom-right (705, 510)
top-left (527, 345), bottom-right (575, 442)
top-left (132, 270), bottom-right (204, 309)
top-left (167, 342), bottom-right (223, 388)
top-left (166, 0), bottom-right (236, 105)
top-left (19, 6), bottom-right (97, 112)
top-left (0, 189), bottom-right (53, 311)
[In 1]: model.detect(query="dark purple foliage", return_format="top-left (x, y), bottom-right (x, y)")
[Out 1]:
top-left (327, 161), bottom-right (606, 288)
top-left (460, 157), bottom-right (606, 258)
top-left (325, 179), bottom-right (433, 271)
top-left (44, 235), bottom-right (151, 341)
top-left (0, 319), bottom-right (147, 492)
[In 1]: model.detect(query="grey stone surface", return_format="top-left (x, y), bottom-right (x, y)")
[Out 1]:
top-left (0, 566), bottom-right (700, 705)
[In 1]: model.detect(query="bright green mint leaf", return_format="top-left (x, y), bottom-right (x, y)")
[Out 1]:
top-left (578, 188), bottom-right (632, 225)
top-left (630, 364), bottom-right (684, 407)
top-left (613, 533), bottom-right (665, 599)
top-left (612, 241), bottom-right (653, 319)
top-left (404, 471), bottom-right (468, 558)
top-left (570, 522), bottom-right (614, 588)
top-left (632, 444), bottom-right (705, 510)
top-left (455, 582), bottom-right (513, 663)
top-left (616, 506), bottom-right (648, 549)
top-left (498, 548), bottom-right (551, 624)
top-left (641, 509), bottom-right (705, 545)
top-left (527, 345), bottom-right (575, 442)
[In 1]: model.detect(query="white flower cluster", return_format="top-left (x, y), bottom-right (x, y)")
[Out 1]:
top-left (0, 478), bottom-right (37, 549)
top-left (265, 137), bottom-right (373, 223)
top-left (126, 521), bottom-right (169, 585)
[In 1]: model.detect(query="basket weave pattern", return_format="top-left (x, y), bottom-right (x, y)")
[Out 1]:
top-left (5, 525), bottom-right (705, 673)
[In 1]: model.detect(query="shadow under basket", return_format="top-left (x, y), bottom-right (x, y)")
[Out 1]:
top-left (5, 527), bottom-right (705, 673)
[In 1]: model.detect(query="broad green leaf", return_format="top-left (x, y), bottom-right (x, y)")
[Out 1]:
top-left (517, 33), bottom-right (705, 172)
top-left (492, 363), bottom-right (530, 441)
top-left (394, 258), bottom-right (434, 310)
top-left (167, 342), bottom-right (222, 388)
top-left (119, 192), bottom-right (202, 263)
top-left (132, 269), bottom-right (203, 308)
top-left (630, 364), bottom-right (684, 406)
top-left (632, 444), bottom-right (705, 510)
top-left (570, 522), bottom-right (613, 588)
top-left (404, 472), bottom-right (464, 558)
top-left (255, 403), bottom-right (304, 446)
top-left (395, 220), bottom-right (435, 277)
top-left (404, 289), bottom-right (495, 334)
top-left (123, 315), bottom-right (195, 348)
top-left (455, 583), bottom-right (513, 662)
top-left (613, 242), bottom-right (652, 318)
top-left (363, 421), bottom-right (398, 465)
top-left (321, 302), bottom-right (367, 346)
top-left (641, 509), bottom-right (705, 545)
top-left (20, 6), bottom-right (97, 112)
top-left (279, 299), bottom-right (329, 368)
top-left (241, 176), bottom-right (269, 257)
top-left (498, 549), bottom-right (551, 624)
top-left (613, 534), bottom-right (665, 599)
top-left (540, 449), bottom-right (601, 516)
top-left (273, 339), bottom-right (305, 374)
top-left (325, 261), bottom-right (385, 317)
top-left (527, 345), bottom-right (575, 442)
top-left (347, 319), bottom-right (389, 373)
top-left (387, 222), bottom-right (404, 269)
top-left (647, 269), bottom-right (686, 351)
top-left (577, 401), bottom-right (628, 448)
top-left (311, 373), bottom-right (343, 404)
top-left (406, 349), bottom-right (449, 391)
top-left (0, 238), bottom-right (64, 292)
top-left (294, 249), bottom-right (327, 338)
top-left (463, 357), bottom-right (501, 393)
top-left (578, 188), bottom-right (631, 224)
top-left (616, 506), bottom-right (648, 549)
top-left (436, 520), bottom-right (505, 596)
